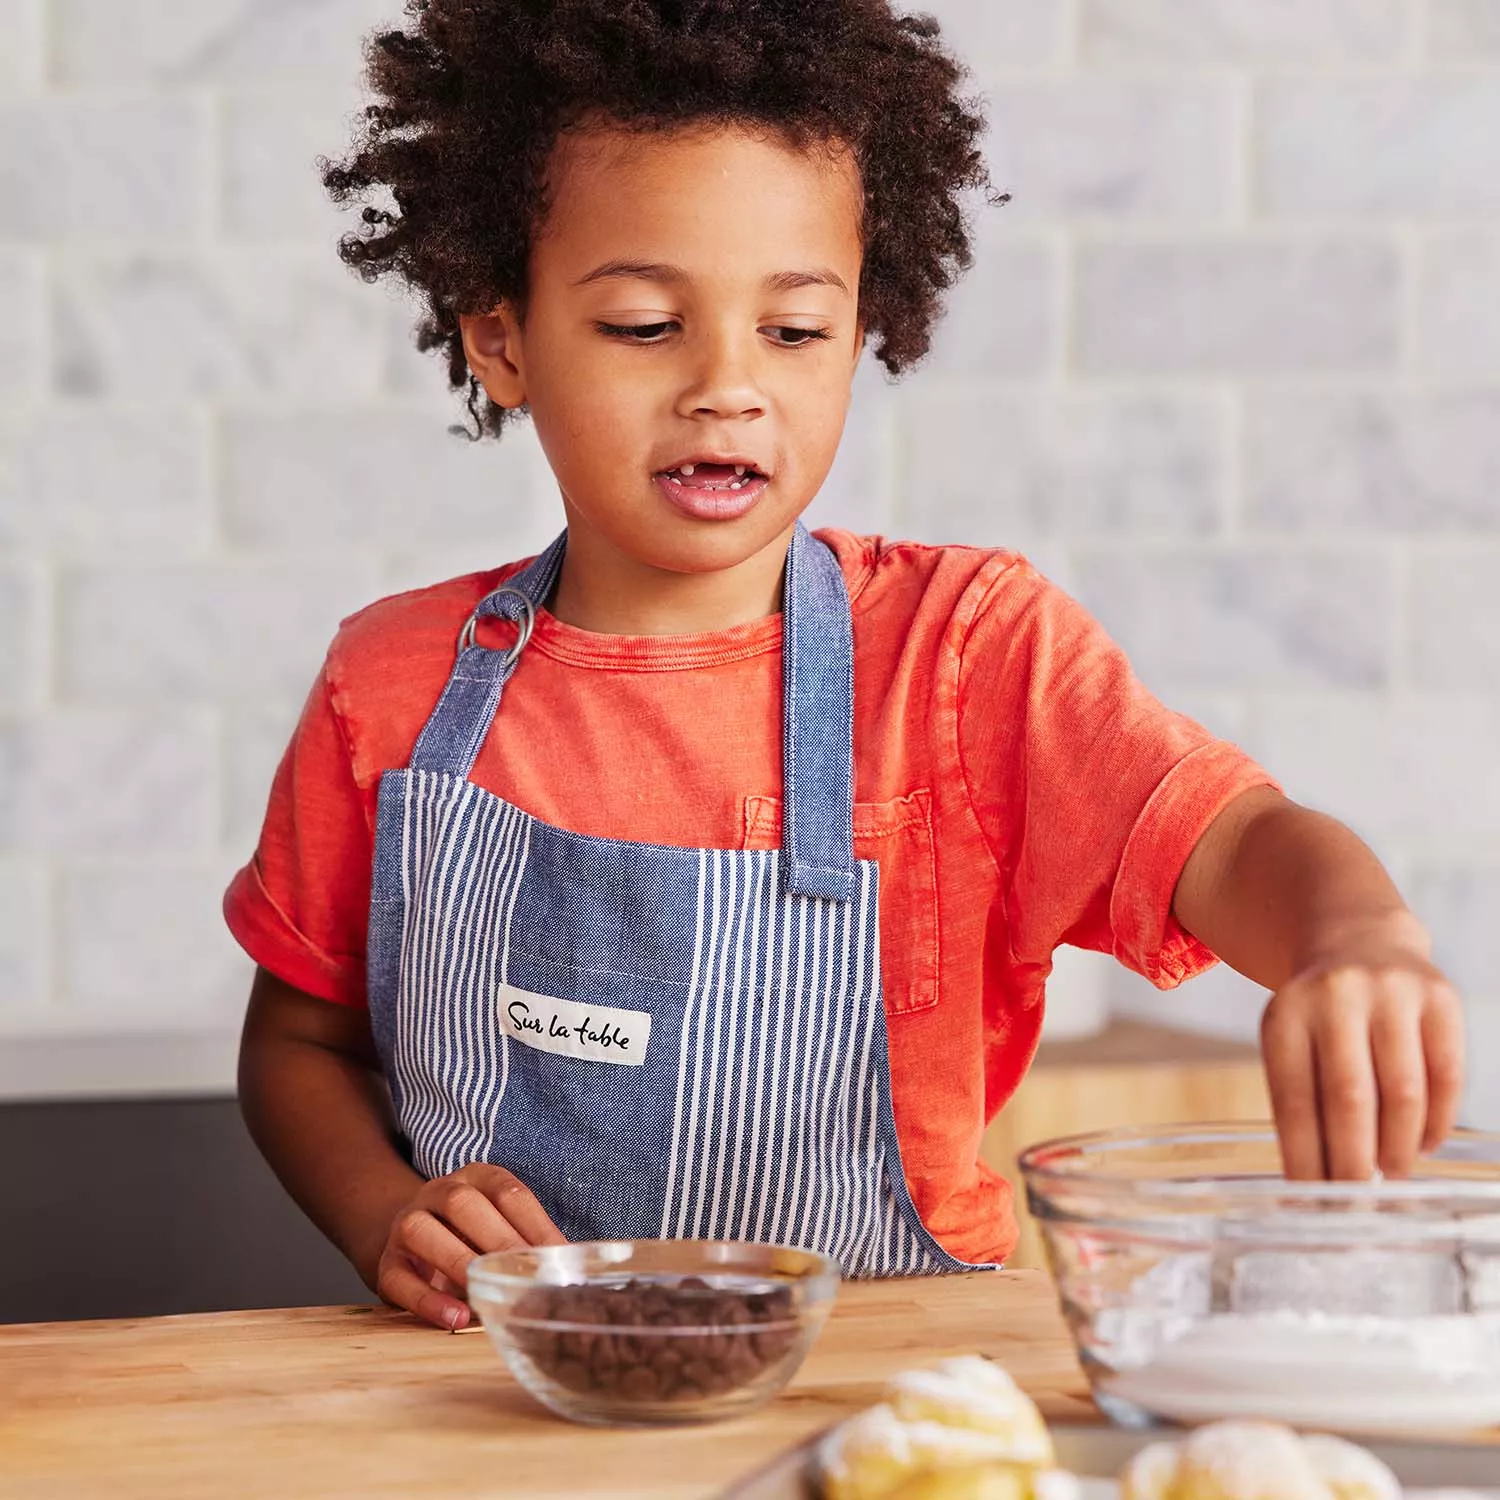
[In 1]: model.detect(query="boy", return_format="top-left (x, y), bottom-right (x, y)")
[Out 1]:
top-left (229, 0), bottom-right (1464, 1330)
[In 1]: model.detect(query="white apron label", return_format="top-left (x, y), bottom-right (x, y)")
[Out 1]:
top-left (498, 984), bottom-right (651, 1067)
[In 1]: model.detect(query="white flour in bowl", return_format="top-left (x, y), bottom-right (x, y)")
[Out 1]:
top-left (1099, 1308), bottom-right (1500, 1431)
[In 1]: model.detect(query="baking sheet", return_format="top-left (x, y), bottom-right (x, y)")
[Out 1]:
top-left (721, 1423), bottom-right (1500, 1499)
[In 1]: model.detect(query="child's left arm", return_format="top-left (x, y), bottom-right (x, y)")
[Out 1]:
top-left (1172, 786), bottom-right (1466, 1182)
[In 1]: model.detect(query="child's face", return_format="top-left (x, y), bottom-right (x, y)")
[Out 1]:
top-left (461, 122), bottom-right (865, 592)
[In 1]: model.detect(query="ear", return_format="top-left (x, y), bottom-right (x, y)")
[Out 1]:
top-left (458, 304), bottom-right (528, 409)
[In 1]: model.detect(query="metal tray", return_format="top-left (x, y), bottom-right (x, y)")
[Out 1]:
top-left (722, 1423), bottom-right (1500, 1498)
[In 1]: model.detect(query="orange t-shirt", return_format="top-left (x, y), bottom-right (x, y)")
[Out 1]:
top-left (225, 531), bottom-right (1274, 1264)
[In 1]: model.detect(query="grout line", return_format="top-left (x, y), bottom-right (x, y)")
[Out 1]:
top-left (874, 378), bottom-right (901, 534)
top-left (36, 0), bottom-right (56, 91)
top-left (1052, 229), bottom-right (1074, 386)
top-left (40, 856), bottom-right (60, 1019)
top-left (203, 87), bottom-right (225, 247)
top-left (1412, 0), bottom-right (1432, 67)
top-left (1229, 71), bottom-right (1254, 228)
top-left (32, 60), bottom-right (1500, 98)
top-left (1396, 224), bottom-right (1423, 377)
top-left (36, 551), bottom-right (59, 712)
top-left (1388, 535), bottom-right (1413, 694)
top-left (17, 222), bottom-right (1500, 253)
top-left (33, 246), bottom-right (54, 403)
top-left (1221, 384), bottom-right (1244, 540)
top-left (1059, 0), bottom-right (1081, 66)
top-left (204, 402), bottom-right (226, 557)
top-left (212, 701), bottom-right (234, 854)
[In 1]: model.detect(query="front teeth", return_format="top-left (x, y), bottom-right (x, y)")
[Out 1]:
top-left (663, 464), bottom-right (760, 490)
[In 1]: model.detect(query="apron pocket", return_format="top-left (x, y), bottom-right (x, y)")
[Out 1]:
top-left (742, 789), bottom-right (939, 1016)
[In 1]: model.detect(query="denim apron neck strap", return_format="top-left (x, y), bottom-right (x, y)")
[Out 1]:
top-left (404, 526), bottom-right (858, 905)
top-left (781, 524), bottom-right (857, 904)
top-left (407, 532), bottom-right (569, 779)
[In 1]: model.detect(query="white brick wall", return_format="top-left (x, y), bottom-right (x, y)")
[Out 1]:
top-left (1078, 0), bottom-right (1418, 64)
top-left (0, 250), bottom-right (43, 396)
top-left (1416, 233), bottom-right (1500, 378)
top-left (0, 98), bottom-right (209, 240)
top-left (1076, 239), bottom-right (1402, 375)
top-left (50, 0), bottom-right (396, 82)
top-left (900, 391), bottom-right (1228, 539)
top-left (1245, 391), bottom-right (1500, 532)
top-left (919, 232), bottom-right (1060, 376)
top-left (1070, 546), bottom-right (1396, 689)
top-left (1259, 79), bottom-right (1500, 218)
top-left (984, 81), bottom-right (1236, 222)
top-left (0, 0), bottom-right (44, 93)
top-left (1, 0), bottom-right (1497, 1126)
top-left (52, 253), bottom-right (393, 399)
top-left (1428, 0), bottom-right (1500, 54)
top-left (0, 407), bottom-right (212, 553)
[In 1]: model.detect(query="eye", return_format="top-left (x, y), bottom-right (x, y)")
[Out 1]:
top-left (596, 321), bottom-right (677, 343)
top-left (764, 326), bottom-right (835, 348)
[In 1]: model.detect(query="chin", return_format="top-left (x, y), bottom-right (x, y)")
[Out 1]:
top-left (649, 514), bottom-right (804, 574)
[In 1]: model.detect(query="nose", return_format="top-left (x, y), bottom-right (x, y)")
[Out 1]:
top-left (674, 328), bottom-right (767, 422)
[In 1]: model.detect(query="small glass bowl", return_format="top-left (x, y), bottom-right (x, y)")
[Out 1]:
top-left (1019, 1122), bottom-right (1500, 1434)
top-left (466, 1239), bottom-right (840, 1426)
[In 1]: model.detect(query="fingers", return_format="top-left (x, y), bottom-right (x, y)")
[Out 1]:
top-left (1421, 988), bottom-right (1466, 1153)
top-left (1312, 990), bottom-right (1380, 1180)
top-left (393, 1203), bottom-right (494, 1292)
top-left (1264, 959), bottom-right (1466, 1184)
top-left (1261, 1001), bottom-right (1325, 1181)
top-left (426, 1266), bottom-right (467, 1299)
top-left (374, 1167), bottom-right (566, 1331)
top-left (430, 1179), bottom-right (535, 1266)
top-left (468, 1166), bottom-right (569, 1248)
top-left (394, 1179), bottom-right (545, 1293)
top-left (378, 1252), bottom-right (472, 1331)
top-left (1369, 993), bottom-right (1427, 1179)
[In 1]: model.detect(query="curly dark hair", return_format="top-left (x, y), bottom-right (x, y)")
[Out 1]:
top-left (323, 0), bottom-right (997, 439)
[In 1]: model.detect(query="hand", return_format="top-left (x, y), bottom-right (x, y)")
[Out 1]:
top-left (1260, 935), bottom-right (1465, 1182)
top-left (372, 1164), bottom-right (567, 1330)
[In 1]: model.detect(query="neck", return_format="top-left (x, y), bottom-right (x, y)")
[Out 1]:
top-left (547, 512), bottom-right (794, 636)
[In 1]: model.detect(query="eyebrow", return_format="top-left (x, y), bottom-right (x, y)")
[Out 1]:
top-left (574, 259), bottom-right (851, 295)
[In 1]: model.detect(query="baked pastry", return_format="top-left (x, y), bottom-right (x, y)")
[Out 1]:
top-left (819, 1357), bottom-right (1075, 1500)
top-left (885, 1463), bottom-right (1080, 1500)
top-left (1299, 1435), bottom-right (1404, 1500)
top-left (887, 1357), bottom-right (1055, 1465)
top-left (1122, 1422), bottom-right (1401, 1500)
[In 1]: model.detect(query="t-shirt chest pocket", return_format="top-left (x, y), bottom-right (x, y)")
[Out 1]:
top-left (741, 789), bottom-right (939, 1016)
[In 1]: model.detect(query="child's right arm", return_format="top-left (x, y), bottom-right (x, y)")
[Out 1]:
top-left (238, 966), bottom-right (565, 1329)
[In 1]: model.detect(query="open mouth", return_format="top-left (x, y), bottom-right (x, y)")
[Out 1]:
top-left (658, 461), bottom-right (768, 492)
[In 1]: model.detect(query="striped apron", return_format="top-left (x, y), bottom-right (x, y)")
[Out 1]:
top-left (366, 525), bottom-right (984, 1276)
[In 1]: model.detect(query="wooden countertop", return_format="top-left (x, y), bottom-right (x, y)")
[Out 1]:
top-left (0, 1271), bottom-right (1095, 1500)
top-left (1030, 1017), bottom-right (1261, 1070)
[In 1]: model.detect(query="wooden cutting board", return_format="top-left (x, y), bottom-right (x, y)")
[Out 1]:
top-left (0, 1271), bottom-right (1096, 1500)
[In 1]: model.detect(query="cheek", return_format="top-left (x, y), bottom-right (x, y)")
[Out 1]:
top-left (786, 385), bottom-right (852, 462)
top-left (527, 346), bottom-right (646, 447)
top-left (531, 389), bottom-right (649, 493)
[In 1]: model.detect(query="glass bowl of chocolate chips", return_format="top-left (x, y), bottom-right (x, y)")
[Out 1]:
top-left (466, 1238), bottom-right (840, 1426)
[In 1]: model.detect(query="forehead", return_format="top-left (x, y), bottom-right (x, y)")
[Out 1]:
top-left (535, 122), bottom-right (864, 279)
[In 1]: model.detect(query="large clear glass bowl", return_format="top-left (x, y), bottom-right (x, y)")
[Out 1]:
top-left (466, 1239), bottom-right (839, 1426)
top-left (1019, 1122), bottom-right (1500, 1434)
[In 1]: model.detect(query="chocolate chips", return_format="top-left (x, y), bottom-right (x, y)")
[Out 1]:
top-left (508, 1275), bottom-right (800, 1404)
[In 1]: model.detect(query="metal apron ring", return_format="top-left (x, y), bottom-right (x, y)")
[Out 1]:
top-left (456, 585), bottom-right (537, 665)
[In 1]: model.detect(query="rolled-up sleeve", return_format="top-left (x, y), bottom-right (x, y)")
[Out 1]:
top-left (957, 558), bottom-right (1279, 990)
